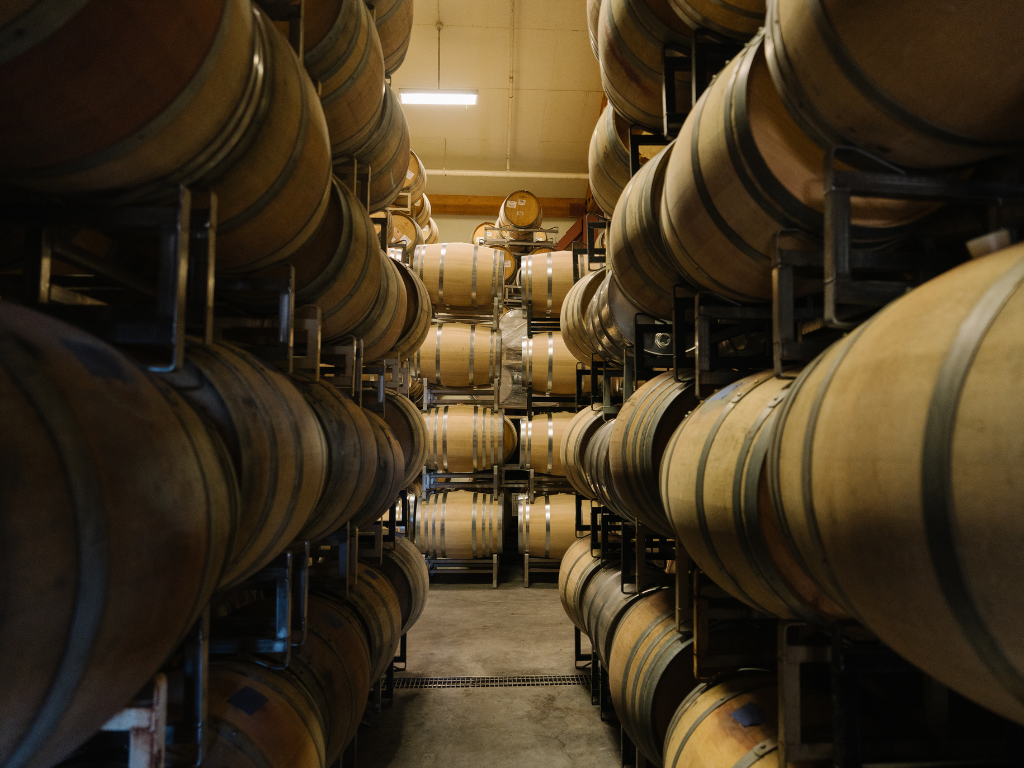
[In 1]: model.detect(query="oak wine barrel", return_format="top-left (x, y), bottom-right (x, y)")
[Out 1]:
top-left (559, 536), bottom-right (604, 632)
top-left (521, 411), bottom-right (575, 475)
top-left (561, 268), bottom-right (606, 365)
top-left (670, 0), bottom-right (764, 39)
top-left (471, 222), bottom-right (493, 244)
top-left (424, 405), bottom-right (518, 472)
top-left (363, 388), bottom-right (427, 490)
top-left (412, 192), bottom-right (432, 227)
top-left (764, 0), bottom-right (1024, 169)
top-left (0, 306), bottom-right (234, 768)
top-left (285, 594), bottom-right (371, 764)
top-left (372, 536), bottom-right (430, 635)
top-left (350, 409), bottom-right (404, 529)
top-left (660, 33), bottom-right (935, 302)
top-left (292, 375), bottom-right (377, 542)
top-left (497, 190), bottom-right (544, 241)
top-left (522, 250), bottom-right (576, 318)
top-left (560, 406), bottom-right (608, 498)
top-left (585, 270), bottom-right (643, 364)
top-left (387, 259), bottom-right (432, 361)
top-left (347, 82), bottom-right (410, 212)
top-left (293, 176), bottom-right (383, 344)
top-left (390, 211), bottom-right (424, 249)
top-left (414, 322), bottom-right (503, 388)
top-left (581, 567), bottom-right (652, 666)
top-left (661, 370), bottom-right (847, 622)
top-left (416, 491), bottom-right (505, 560)
top-left (583, 418), bottom-right (620, 513)
top-left (302, 0), bottom-right (386, 160)
top-left (588, 103), bottom-right (663, 216)
top-left (516, 494), bottom-right (579, 560)
top-left (205, 660), bottom-right (326, 768)
top-left (412, 242), bottom-right (515, 311)
top-left (163, 341), bottom-right (327, 589)
top-left (587, 0), bottom-right (603, 59)
top-left (402, 149), bottom-right (427, 201)
top-left (608, 372), bottom-right (699, 538)
top-left (766, 245), bottom-right (1024, 725)
top-left (423, 217), bottom-right (440, 244)
top-left (346, 251), bottom-right (407, 358)
top-left (373, 0), bottom-right (414, 75)
top-left (523, 332), bottom-right (582, 396)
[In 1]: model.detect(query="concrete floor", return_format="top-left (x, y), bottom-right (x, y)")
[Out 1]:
top-left (357, 564), bottom-right (621, 768)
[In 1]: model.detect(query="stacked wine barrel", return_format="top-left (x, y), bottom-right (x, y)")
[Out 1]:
top-left (389, 150), bottom-right (439, 247)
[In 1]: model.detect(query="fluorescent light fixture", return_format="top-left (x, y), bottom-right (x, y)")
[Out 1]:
top-left (400, 90), bottom-right (478, 106)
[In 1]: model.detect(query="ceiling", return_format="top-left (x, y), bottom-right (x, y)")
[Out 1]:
top-left (390, 0), bottom-right (603, 199)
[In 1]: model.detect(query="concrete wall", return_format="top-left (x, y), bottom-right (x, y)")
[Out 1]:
top-left (431, 215), bottom-right (578, 246)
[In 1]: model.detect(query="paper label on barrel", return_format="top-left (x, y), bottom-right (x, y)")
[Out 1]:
top-left (507, 200), bottom-right (517, 208)
top-left (406, 169), bottom-right (415, 180)
top-left (400, 235), bottom-right (411, 245)
top-left (505, 260), bottom-right (511, 267)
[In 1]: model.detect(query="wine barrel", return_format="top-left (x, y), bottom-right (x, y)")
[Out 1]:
top-left (424, 405), bottom-right (518, 472)
top-left (561, 269), bottom-right (607, 364)
top-left (560, 407), bottom-right (608, 498)
top-left (609, 589), bottom-right (697, 765)
top-left (764, 0), bottom-right (1024, 169)
top-left (414, 323), bottom-right (503, 388)
top-left (609, 144), bottom-right (693, 320)
top-left (522, 250), bottom-right (576, 318)
top-left (346, 251), bottom-right (407, 358)
top-left (523, 332), bottom-right (580, 395)
top-left (581, 567), bottom-right (654, 665)
top-left (516, 494), bottom-right (579, 559)
top-left (416, 491), bottom-right (505, 560)
top-left (285, 594), bottom-right (371, 764)
top-left (412, 193), bottom-right (432, 228)
top-left (663, 673), bottom-right (779, 768)
top-left (0, 306), bottom-right (234, 768)
top-left (163, 341), bottom-right (327, 589)
top-left (390, 211), bottom-right (424, 249)
top-left (671, 0), bottom-right (765, 39)
top-left (522, 411), bottom-right (575, 475)
top-left (294, 176), bottom-right (383, 343)
top-left (364, 389), bottom-right (427, 490)
top-left (206, 660), bottom-right (326, 768)
top-left (497, 190), bottom-right (544, 238)
top-left (589, 103), bottom-right (631, 216)
top-left (387, 260), bottom-right (432, 361)
top-left (660, 33), bottom-right (935, 303)
top-left (0, 0), bottom-right (261, 195)
top-left (586, 270), bottom-right (632, 363)
top-left (587, 0), bottom-right (603, 59)
top-left (303, 0), bottom-right (386, 160)
top-left (403, 149), bottom-right (427, 201)
top-left (423, 217), bottom-right (440, 245)
top-left (350, 409), bottom-right (404, 529)
top-left (661, 370), bottom-right (847, 622)
top-left (315, 563), bottom-right (402, 681)
top-left (412, 242), bottom-right (514, 311)
top-left (609, 372), bottom-right (699, 538)
top-left (583, 419), bottom-right (620, 513)
top-left (348, 83), bottom-right (410, 211)
top-left (373, 0), bottom-right (414, 75)
top-left (292, 375), bottom-right (377, 542)
top-left (766, 245), bottom-right (1024, 726)
top-left (471, 222), bottom-right (493, 244)
top-left (373, 536), bottom-right (430, 635)
top-left (559, 536), bottom-right (604, 632)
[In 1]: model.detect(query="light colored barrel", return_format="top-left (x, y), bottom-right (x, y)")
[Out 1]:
top-left (561, 268), bottom-right (607, 364)
top-left (767, 245), bottom-right (1024, 726)
top-left (288, 594), bottom-right (371, 764)
top-left (559, 536), bottom-right (604, 632)
top-left (412, 242), bottom-right (514, 311)
top-left (164, 341), bottom-right (327, 588)
top-left (610, 589), bottom-right (697, 765)
top-left (417, 491), bottom-right (505, 559)
top-left (522, 250), bottom-right (576, 318)
top-left (671, 0), bottom-right (764, 38)
top-left (560, 407), bottom-right (608, 498)
top-left (497, 189), bottom-right (544, 234)
top-left (0, 0), bottom-right (259, 195)
top-left (523, 332), bottom-right (581, 396)
top-left (0, 305), bottom-right (234, 768)
top-left (608, 372), bottom-right (698, 538)
top-left (414, 322), bottom-right (503, 388)
top-left (350, 409), bottom-right (404, 529)
top-left (402, 149), bottom-right (427, 201)
top-left (424, 405), bottom-right (518, 472)
top-left (589, 103), bottom-right (631, 216)
top-left (294, 176), bottom-right (383, 343)
top-left (373, 0), bottom-right (414, 75)
top-left (661, 370), bottom-right (847, 622)
top-left (764, 0), bottom-right (1024, 170)
top-left (206, 660), bottom-right (326, 768)
top-left (390, 211), bottom-right (424, 249)
top-left (303, 0), bottom-right (385, 160)
top-left (581, 567), bottom-right (652, 666)
top-left (213, 9), bottom-right (333, 273)
top-left (585, 271), bottom-right (636, 363)
top-left (412, 193), bottom-right (432, 227)
top-left (387, 259), bottom-right (432, 361)
top-left (347, 251), bottom-right (407, 358)
top-left (348, 82), bottom-right (410, 211)
top-left (374, 536), bottom-right (430, 635)
top-left (516, 494), bottom-right (579, 559)
top-left (293, 375), bottom-right (377, 542)
top-left (423, 217), bottom-right (440, 244)
top-left (522, 411), bottom-right (575, 475)
top-left (471, 222), bottom-right (493, 244)
top-left (661, 32), bottom-right (935, 303)
top-left (663, 674), bottom-right (780, 768)
top-left (610, 143), bottom-right (693, 320)
top-left (587, 0), bottom-right (603, 59)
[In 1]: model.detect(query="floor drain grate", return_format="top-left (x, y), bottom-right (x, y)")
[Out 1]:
top-left (394, 675), bottom-right (592, 689)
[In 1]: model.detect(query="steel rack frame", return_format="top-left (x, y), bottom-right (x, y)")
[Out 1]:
top-left (661, 32), bottom-right (743, 138)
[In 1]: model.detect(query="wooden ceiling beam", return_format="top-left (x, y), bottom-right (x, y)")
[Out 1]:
top-left (429, 195), bottom-right (587, 219)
